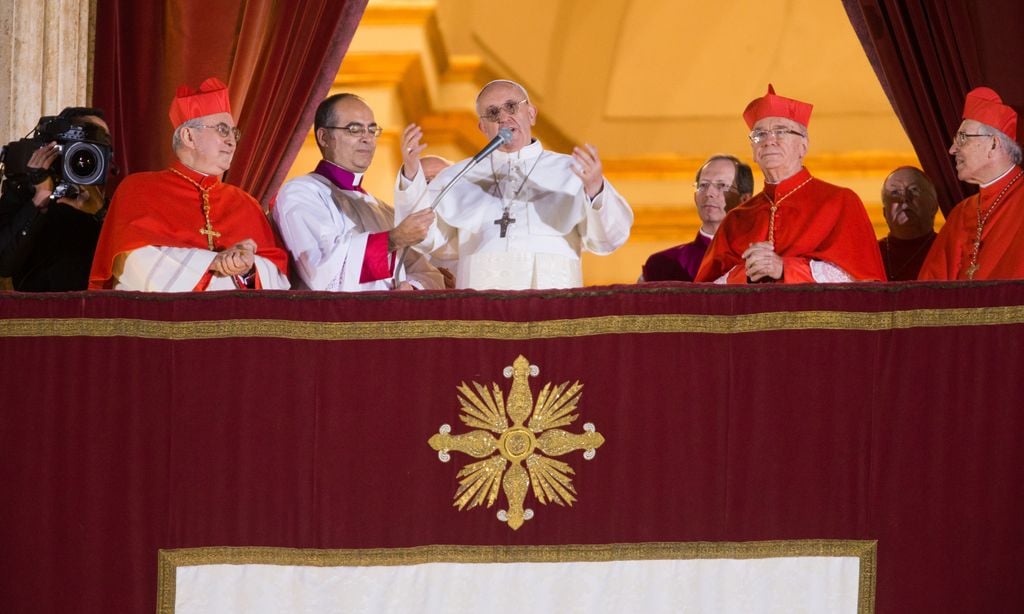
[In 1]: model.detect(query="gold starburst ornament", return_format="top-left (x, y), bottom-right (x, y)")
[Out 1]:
top-left (428, 355), bottom-right (605, 530)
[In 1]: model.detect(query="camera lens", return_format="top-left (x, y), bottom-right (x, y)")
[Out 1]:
top-left (62, 142), bottom-right (106, 185)
top-left (69, 149), bottom-right (97, 175)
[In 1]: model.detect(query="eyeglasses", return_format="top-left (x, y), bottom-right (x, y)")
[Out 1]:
top-left (322, 123), bottom-right (384, 138)
top-left (748, 128), bottom-right (805, 144)
top-left (195, 123), bottom-right (241, 142)
top-left (694, 181), bottom-right (737, 193)
top-left (953, 131), bottom-right (991, 147)
top-left (479, 99), bottom-right (528, 123)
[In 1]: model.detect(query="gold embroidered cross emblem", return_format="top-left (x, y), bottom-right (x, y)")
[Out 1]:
top-left (428, 355), bottom-right (605, 530)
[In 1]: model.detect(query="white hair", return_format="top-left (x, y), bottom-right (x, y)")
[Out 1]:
top-left (172, 118), bottom-right (205, 150)
top-left (994, 129), bottom-right (1023, 165)
top-left (476, 80), bottom-right (531, 106)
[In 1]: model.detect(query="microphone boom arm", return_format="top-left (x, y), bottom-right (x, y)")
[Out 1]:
top-left (392, 128), bottom-right (512, 286)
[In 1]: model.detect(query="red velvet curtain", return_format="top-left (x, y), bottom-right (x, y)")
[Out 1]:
top-left (92, 0), bottom-right (368, 206)
top-left (843, 0), bottom-right (1024, 216)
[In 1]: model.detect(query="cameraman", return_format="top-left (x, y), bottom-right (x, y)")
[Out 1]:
top-left (0, 107), bottom-right (111, 291)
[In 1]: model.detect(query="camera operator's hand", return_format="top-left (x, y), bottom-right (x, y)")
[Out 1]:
top-left (209, 239), bottom-right (257, 277)
top-left (63, 185), bottom-right (105, 215)
top-left (27, 142), bottom-right (60, 208)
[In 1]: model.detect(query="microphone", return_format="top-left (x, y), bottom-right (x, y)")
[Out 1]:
top-left (430, 127), bottom-right (512, 211)
top-left (471, 127), bottom-right (513, 163)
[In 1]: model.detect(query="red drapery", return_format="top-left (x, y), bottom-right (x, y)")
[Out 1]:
top-left (92, 0), bottom-right (368, 206)
top-left (843, 0), bottom-right (1024, 216)
top-left (2, 283), bottom-right (1024, 612)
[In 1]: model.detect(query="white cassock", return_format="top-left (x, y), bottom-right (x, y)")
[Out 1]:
top-left (273, 174), bottom-right (443, 291)
top-left (116, 248), bottom-right (289, 291)
top-left (394, 139), bottom-right (633, 290)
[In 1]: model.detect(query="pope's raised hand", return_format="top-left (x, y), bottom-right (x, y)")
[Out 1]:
top-left (401, 124), bottom-right (427, 180)
top-left (571, 143), bottom-right (605, 199)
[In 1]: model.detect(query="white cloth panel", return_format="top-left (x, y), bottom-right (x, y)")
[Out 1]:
top-left (116, 246), bottom-right (289, 291)
top-left (175, 556), bottom-right (860, 614)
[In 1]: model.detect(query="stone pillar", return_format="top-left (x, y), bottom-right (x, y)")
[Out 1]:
top-left (0, 0), bottom-right (95, 144)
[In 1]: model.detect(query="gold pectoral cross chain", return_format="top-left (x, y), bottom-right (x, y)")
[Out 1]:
top-left (169, 167), bottom-right (220, 250)
top-left (964, 169), bottom-right (1023, 279)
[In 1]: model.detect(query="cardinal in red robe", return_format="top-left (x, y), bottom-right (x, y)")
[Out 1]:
top-left (696, 85), bottom-right (884, 284)
top-left (89, 77), bottom-right (288, 291)
top-left (919, 86), bottom-right (1024, 281)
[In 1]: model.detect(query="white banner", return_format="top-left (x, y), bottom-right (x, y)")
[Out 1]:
top-left (159, 541), bottom-right (875, 614)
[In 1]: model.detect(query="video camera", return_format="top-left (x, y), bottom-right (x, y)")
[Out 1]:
top-left (1, 115), bottom-right (113, 200)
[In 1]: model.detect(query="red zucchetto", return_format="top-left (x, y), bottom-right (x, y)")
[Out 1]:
top-left (743, 84), bottom-right (813, 129)
top-left (168, 77), bottom-right (232, 128)
top-left (962, 86), bottom-right (1017, 140)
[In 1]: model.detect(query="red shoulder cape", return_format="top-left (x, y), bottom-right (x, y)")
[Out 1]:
top-left (695, 168), bottom-right (885, 283)
top-left (89, 161), bottom-right (288, 289)
top-left (918, 166), bottom-right (1024, 281)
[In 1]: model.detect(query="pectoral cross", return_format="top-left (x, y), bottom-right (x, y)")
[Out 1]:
top-left (494, 208), bottom-right (516, 238)
top-left (199, 223), bottom-right (221, 250)
top-left (965, 239), bottom-right (982, 279)
top-left (168, 167), bottom-right (220, 250)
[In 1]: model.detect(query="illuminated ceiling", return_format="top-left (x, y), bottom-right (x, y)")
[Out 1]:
top-left (287, 0), bottom-right (921, 285)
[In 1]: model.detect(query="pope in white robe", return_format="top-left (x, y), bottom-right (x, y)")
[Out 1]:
top-left (394, 80), bottom-right (633, 290)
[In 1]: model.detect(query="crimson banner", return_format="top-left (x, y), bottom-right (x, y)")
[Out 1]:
top-left (2, 281), bottom-right (1023, 612)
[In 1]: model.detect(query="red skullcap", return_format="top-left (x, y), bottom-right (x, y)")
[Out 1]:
top-left (962, 86), bottom-right (1017, 140)
top-left (743, 84), bottom-right (813, 129)
top-left (169, 77), bottom-right (232, 127)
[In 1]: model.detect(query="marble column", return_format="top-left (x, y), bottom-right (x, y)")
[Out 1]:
top-left (0, 0), bottom-right (95, 144)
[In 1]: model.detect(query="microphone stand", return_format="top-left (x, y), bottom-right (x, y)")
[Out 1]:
top-left (392, 130), bottom-right (511, 287)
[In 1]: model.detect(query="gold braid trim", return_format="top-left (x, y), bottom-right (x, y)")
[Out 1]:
top-left (3, 304), bottom-right (1024, 340)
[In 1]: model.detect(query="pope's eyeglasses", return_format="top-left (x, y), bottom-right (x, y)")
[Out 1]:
top-left (479, 99), bottom-right (528, 123)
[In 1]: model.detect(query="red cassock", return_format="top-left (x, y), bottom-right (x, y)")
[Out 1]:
top-left (695, 167), bottom-right (885, 283)
top-left (918, 165), bottom-right (1024, 281)
top-left (89, 161), bottom-right (288, 290)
